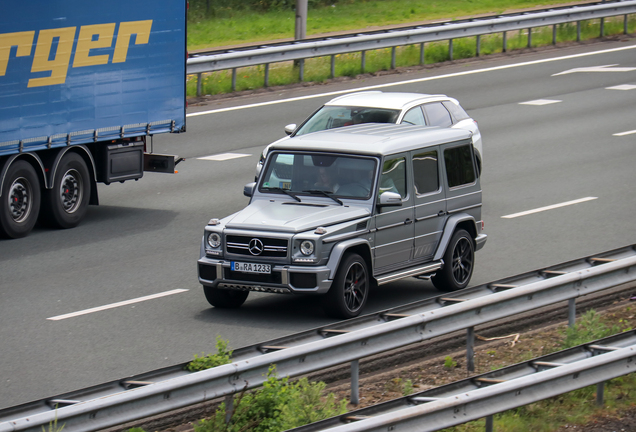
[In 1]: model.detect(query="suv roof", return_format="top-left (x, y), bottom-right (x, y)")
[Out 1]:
top-left (325, 91), bottom-right (450, 110)
top-left (270, 123), bottom-right (471, 156)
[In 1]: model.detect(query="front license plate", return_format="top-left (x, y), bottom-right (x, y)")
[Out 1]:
top-left (231, 261), bottom-right (271, 274)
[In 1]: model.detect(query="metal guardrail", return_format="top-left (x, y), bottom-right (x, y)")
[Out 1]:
top-left (291, 331), bottom-right (636, 432)
top-left (186, 0), bottom-right (636, 94)
top-left (1, 244), bottom-right (636, 432)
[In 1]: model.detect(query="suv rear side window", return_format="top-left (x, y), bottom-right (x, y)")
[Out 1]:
top-left (424, 102), bottom-right (452, 128)
top-left (412, 150), bottom-right (439, 195)
top-left (444, 144), bottom-right (475, 188)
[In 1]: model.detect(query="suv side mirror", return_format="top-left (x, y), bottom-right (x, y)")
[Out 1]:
top-left (244, 182), bottom-right (256, 197)
top-left (284, 124), bottom-right (297, 136)
top-left (378, 191), bottom-right (402, 207)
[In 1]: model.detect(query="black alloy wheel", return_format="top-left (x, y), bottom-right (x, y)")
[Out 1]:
top-left (323, 253), bottom-right (369, 319)
top-left (432, 229), bottom-right (474, 292)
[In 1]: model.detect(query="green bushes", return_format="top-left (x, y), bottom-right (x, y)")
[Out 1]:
top-left (185, 336), bottom-right (233, 371)
top-left (194, 366), bottom-right (348, 432)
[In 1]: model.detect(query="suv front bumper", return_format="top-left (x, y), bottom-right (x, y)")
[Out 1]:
top-left (198, 256), bottom-right (333, 294)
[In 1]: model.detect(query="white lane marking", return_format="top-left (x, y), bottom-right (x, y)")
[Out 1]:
top-left (186, 44), bottom-right (636, 118)
top-left (198, 153), bottom-right (251, 161)
top-left (47, 289), bottom-right (189, 321)
top-left (613, 130), bottom-right (636, 136)
top-left (501, 197), bottom-right (598, 219)
top-left (606, 84), bottom-right (636, 91)
top-left (552, 64), bottom-right (636, 76)
top-left (519, 99), bottom-right (562, 105)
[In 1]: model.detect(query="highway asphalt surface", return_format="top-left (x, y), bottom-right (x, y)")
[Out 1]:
top-left (1, 38), bottom-right (635, 410)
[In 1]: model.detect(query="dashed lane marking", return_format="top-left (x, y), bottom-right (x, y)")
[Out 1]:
top-left (606, 84), bottom-right (636, 91)
top-left (501, 197), bottom-right (598, 219)
top-left (519, 99), bottom-right (562, 106)
top-left (47, 289), bottom-right (189, 321)
top-left (198, 153), bottom-right (251, 161)
top-left (613, 130), bottom-right (636, 137)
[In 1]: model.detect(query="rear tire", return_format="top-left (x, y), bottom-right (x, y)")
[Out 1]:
top-left (203, 286), bottom-right (249, 308)
top-left (0, 160), bottom-right (41, 239)
top-left (323, 253), bottom-right (369, 319)
top-left (40, 152), bottom-right (90, 229)
top-left (432, 229), bottom-right (474, 292)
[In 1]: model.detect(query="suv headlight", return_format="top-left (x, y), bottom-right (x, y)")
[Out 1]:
top-left (207, 232), bottom-right (221, 249)
top-left (300, 240), bottom-right (314, 256)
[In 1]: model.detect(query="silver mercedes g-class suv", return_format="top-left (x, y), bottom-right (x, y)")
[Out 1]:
top-left (198, 123), bottom-right (487, 319)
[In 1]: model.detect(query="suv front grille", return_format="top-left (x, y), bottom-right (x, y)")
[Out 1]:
top-left (226, 235), bottom-right (288, 258)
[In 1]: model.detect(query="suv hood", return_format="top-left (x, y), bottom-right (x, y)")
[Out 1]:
top-left (225, 199), bottom-right (370, 233)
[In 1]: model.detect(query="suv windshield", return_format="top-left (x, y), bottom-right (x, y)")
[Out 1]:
top-left (260, 152), bottom-right (377, 199)
top-left (295, 106), bottom-right (400, 136)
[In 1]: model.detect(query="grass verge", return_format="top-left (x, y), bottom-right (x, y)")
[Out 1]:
top-left (188, 16), bottom-right (636, 98)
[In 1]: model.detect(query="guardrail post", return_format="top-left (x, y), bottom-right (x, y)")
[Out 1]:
top-left (527, 28), bottom-right (532, 48)
top-left (331, 54), bottom-right (335, 79)
top-left (419, 43), bottom-right (425, 65)
top-left (467, 326), bottom-right (475, 372)
top-left (485, 414), bottom-right (494, 432)
top-left (361, 51), bottom-right (366, 73)
top-left (264, 64), bottom-right (269, 88)
top-left (351, 359), bottom-right (360, 405)
top-left (391, 46), bottom-right (396, 69)
top-left (225, 394), bottom-right (233, 423)
top-left (625, 14), bottom-right (629, 34)
top-left (299, 59), bottom-right (305, 81)
top-left (476, 35), bottom-right (481, 57)
top-left (552, 24), bottom-right (557, 45)
top-left (568, 298), bottom-right (576, 328)
top-left (503, 31), bottom-right (507, 52)
top-left (231, 68), bottom-right (237, 92)
top-left (600, 17), bottom-right (605, 37)
top-left (197, 73), bottom-right (202, 97)
top-left (449, 39), bottom-right (453, 60)
top-left (596, 382), bottom-right (605, 406)
top-left (577, 21), bottom-right (581, 41)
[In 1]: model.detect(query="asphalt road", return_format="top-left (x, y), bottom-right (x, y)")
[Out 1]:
top-left (1, 39), bottom-right (635, 410)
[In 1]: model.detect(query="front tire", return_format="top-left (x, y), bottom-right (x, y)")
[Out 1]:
top-left (40, 152), bottom-right (90, 229)
top-left (0, 160), bottom-right (41, 239)
top-left (203, 286), bottom-right (249, 308)
top-left (323, 253), bottom-right (369, 319)
top-left (432, 229), bottom-right (474, 292)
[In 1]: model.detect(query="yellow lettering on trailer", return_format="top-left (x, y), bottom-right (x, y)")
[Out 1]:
top-left (112, 20), bottom-right (152, 63)
top-left (0, 31), bottom-right (35, 76)
top-left (28, 27), bottom-right (76, 88)
top-left (73, 23), bottom-right (116, 68)
top-left (0, 20), bottom-right (154, 87)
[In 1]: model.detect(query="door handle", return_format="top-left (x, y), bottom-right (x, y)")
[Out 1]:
top-left (404, 218), bottom-right (413, 225)
top-left (438, 210), bottom-right (446, 217)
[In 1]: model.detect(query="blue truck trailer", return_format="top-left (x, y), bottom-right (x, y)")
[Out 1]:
top-left (0, 0), bottom-right (186, 238)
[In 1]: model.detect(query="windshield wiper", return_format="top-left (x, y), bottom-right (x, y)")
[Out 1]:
top-left (303, 189), bottom-right (343, 205)
top-left (261, 187), bottom-right (301, 202)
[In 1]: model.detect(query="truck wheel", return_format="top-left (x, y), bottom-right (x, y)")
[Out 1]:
top-left (0, 160), bottom-right (41, 239)
top-left (41, 153), bottom-right (90, 229)
top-left (203, 286), bottom-right (249, 308)
top-left (432, 229), bottom-right (474, 292)
top-left (323, 253), bottom-right (369, 319)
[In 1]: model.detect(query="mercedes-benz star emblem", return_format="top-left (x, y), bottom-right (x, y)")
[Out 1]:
top-left (248, 238), bottom-right (264, 255)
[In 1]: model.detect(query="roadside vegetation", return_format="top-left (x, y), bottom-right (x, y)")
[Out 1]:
top-left (185, 0), bottom-right (636, 97)
top-left (137, 305), bottom-right (636, 432)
